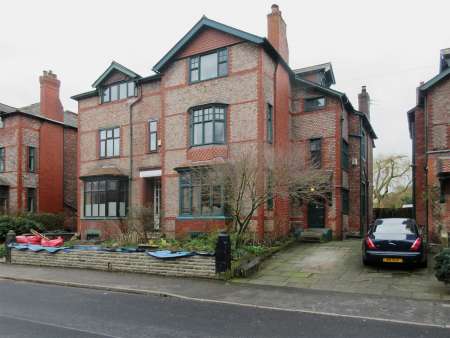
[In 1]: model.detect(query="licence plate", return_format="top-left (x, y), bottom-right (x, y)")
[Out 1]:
top-left (383, 258), bottom-right (403, 263)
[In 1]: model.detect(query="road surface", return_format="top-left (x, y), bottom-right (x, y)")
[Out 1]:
top-left (0, 280), bottom-right (447, 338)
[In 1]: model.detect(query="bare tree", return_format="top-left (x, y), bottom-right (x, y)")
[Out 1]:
top-left (193, 150), bottom-right (331, 247)
top-left (373, 154), bottom-right (412, 208)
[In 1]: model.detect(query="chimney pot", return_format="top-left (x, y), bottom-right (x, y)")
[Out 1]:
top-left (271, 4), bottom-right (280, 13)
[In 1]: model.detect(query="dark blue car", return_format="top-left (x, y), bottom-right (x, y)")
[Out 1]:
top-left (362, 218), bottom-right (427, 268)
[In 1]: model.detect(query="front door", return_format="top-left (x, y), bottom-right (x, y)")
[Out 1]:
top-left (308, 201), bottom-right (325, 228)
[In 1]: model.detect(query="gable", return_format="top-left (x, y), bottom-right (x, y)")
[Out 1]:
top-left (102, 70), bottom-right (131, 86)
top-left (92, 61), bottom-right (140, 88)
top-left (153, 16), bottom-right (264, 73)
top-left (176, 27), bottom-right (243, 59)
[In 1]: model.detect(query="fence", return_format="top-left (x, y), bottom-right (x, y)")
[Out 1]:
top-left (373, 207), bottom-right (414, 219)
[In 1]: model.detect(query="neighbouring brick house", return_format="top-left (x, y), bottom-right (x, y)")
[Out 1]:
top-left (408, 48), bottom-right (450, 241)
top-left (0, 71), bottom-right (78, 228)
top-left (72, 5), bottom-right (376, 240)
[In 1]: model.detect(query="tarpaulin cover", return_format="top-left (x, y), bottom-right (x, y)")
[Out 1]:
top-left (9, 244), bottom-right (67, 253)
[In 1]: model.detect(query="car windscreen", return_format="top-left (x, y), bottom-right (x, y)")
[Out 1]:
top-left (372, 221), bottom-right (417, 235)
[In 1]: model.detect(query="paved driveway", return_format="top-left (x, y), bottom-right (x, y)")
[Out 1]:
top-left (234, 240), bottom-right (450, 301)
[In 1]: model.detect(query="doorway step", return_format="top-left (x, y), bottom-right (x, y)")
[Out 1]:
top-left (299, 229), bottom-right (332, 243)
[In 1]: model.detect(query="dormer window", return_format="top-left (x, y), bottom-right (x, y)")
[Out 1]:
top-left (190, 48), bottom-right (228, 83)
top-left (102, 81), bottom-right (136, 103)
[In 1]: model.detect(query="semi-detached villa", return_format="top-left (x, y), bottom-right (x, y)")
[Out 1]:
top-left (72, 5), bottom-right (377, 240)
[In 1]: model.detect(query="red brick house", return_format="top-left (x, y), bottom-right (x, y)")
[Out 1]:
top-left (408, 48), bottom-right (450, 242)
top-left (72, 5), bottom-right (376, 240)
top-left (0, 71), bottom-right (78, 228)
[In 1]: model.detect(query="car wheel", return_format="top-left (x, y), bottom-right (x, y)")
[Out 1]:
top-left (362, 257), bottom-right (370, 266)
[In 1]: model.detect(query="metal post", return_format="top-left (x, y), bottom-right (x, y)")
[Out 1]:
top-left (215, 233), bottom-right (231, 273)
top-left (5, 230), bottom-right (16, 264)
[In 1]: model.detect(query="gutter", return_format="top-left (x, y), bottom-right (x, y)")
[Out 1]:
top-left (128, 84), bottom-right (144, 213)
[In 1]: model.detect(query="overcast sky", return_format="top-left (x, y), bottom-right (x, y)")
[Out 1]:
top-left (0, 0), bottom-right (449, 158)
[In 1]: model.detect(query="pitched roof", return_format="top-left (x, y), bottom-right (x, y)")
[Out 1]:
top-left (0, 102), bottom-right (77, 128)
top-left (419, 67), bottom-right (450, 91)
top-left (0, 102), bottom-right (16, 114)
top-left (293, 62), bottom-right (336, 86)
top-left (153, 16), bottom-right (265, 72)
top-left (92, 61), bottom-right (141, 88)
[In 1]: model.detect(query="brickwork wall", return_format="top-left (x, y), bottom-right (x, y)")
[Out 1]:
top-left (412, 76), bottom-right (450, 240)
top-left (11, 249), bottom-right (216, 278)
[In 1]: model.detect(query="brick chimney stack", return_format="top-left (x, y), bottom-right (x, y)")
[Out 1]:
top-left (358, 85), bottom-right (370, 120)
top-left (267, 4), bottom-right (289, 64)
top-left (39, 70), bottom-right (63, 121)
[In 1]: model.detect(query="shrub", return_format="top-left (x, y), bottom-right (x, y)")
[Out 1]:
top-left (0, 246), bottom-right (5, 258)
top-left (20, 213), bottom-right (65, 232)
top-left (0, 215), bottom-right (45, 241)
top-left (435, 248), bottom-right (450, 284)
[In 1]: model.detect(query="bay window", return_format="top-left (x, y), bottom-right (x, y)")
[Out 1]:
top-left (179, 170), bottom-right (225, 217)
top-left (84, 178), bottom-right (128, 218)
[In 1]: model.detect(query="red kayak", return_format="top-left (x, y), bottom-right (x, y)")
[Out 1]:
top-left (41, 237), bottom-right (64, 247)
top-left (15, 235), bottom-right (42, 244)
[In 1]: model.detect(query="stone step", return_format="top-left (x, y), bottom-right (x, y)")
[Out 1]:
top-left (299, 229), bottom-right (332, 242)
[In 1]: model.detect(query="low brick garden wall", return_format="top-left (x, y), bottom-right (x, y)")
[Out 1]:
top-left (10, 249), bottom-right (217, 279)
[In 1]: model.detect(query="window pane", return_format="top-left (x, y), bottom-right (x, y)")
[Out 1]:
top-left (100, 130), bottom-right (106, 140)
top-left (100, 141), bottom-right (106, 157)
top-left (181, 187), bottom-right (190, 214)
top-left (107, 129), bottom-right (113, 138)
top-left (85, 202), bottom-right (92, 217)
top-left (215, 107), bottom-right (225, 120)
top-left (214, 122), bottom-right (225, 143)
top-left (200, 52), bottom-right (218, 80)
top-left (106, 139), bottom-right (113, 157)
top-left (110, 85), bottom-right (118, 101)
top-left (204, 121), bottom-right (213, 144)
top-left (113, 128), bottom-right (120, 138)
top-left (149, 121), bottom-right (157, 132)
top-left (193, 124), bottom-right (203, 145)
top-left (107, 180), bottom-right (118, 191)
top-left (108, 202), bottom-right (117, 217)
top-left (201, 184), bottom-right (211, 215)
top-left (119, 202), bottom-right (126, 216)
top-left (218, 49), bottom-right (228, 62)
top-left (113, 138), bottom-right (120, 156)
top-left (150, 133), bottom-right (157, 151)
top-left (119, 83), bottom-right (127, 100)
top-left (127, 82), bottom-right (135, 97)
top-left (92, 203), bottom-right (99, 217)
top-left (103, 88), bottom-right (110, 103)
top-left (218, 62), bottom-right (227, 77)
top-left (191, 69), bottom-right (199, 82)
top-left (192, 186), bottom-right (201, 215)
top-left (212, 185), bottom-right (222, 215)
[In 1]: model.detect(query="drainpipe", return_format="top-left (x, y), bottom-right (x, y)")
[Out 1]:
top-left (128, 84), bottom-right (143, 213)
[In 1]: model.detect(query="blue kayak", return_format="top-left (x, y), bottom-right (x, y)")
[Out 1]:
top-left (147, 250), bottom-right (194, 259)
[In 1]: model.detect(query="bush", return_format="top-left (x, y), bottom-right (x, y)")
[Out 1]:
top-left (435, 248), bottom-right (450, 284)
top-left (0, 215), bottom-right (45, 241)
top-left (20, 213), bottom-right (65, 232)
top-left (0, 246), bottom-right (5, 258)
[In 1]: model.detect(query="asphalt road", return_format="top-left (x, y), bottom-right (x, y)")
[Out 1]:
top-left (0, 280), bottom-right (448, 338)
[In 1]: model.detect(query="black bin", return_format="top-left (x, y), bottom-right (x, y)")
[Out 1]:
top-left (215, 233), bottom-right (231, 273)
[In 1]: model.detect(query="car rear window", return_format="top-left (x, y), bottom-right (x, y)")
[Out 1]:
top-left (372, 220), bottom-right (417, 235)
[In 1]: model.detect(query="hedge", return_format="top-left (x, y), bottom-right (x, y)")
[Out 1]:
top-left (435, 248), bottom-right (450, 284)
